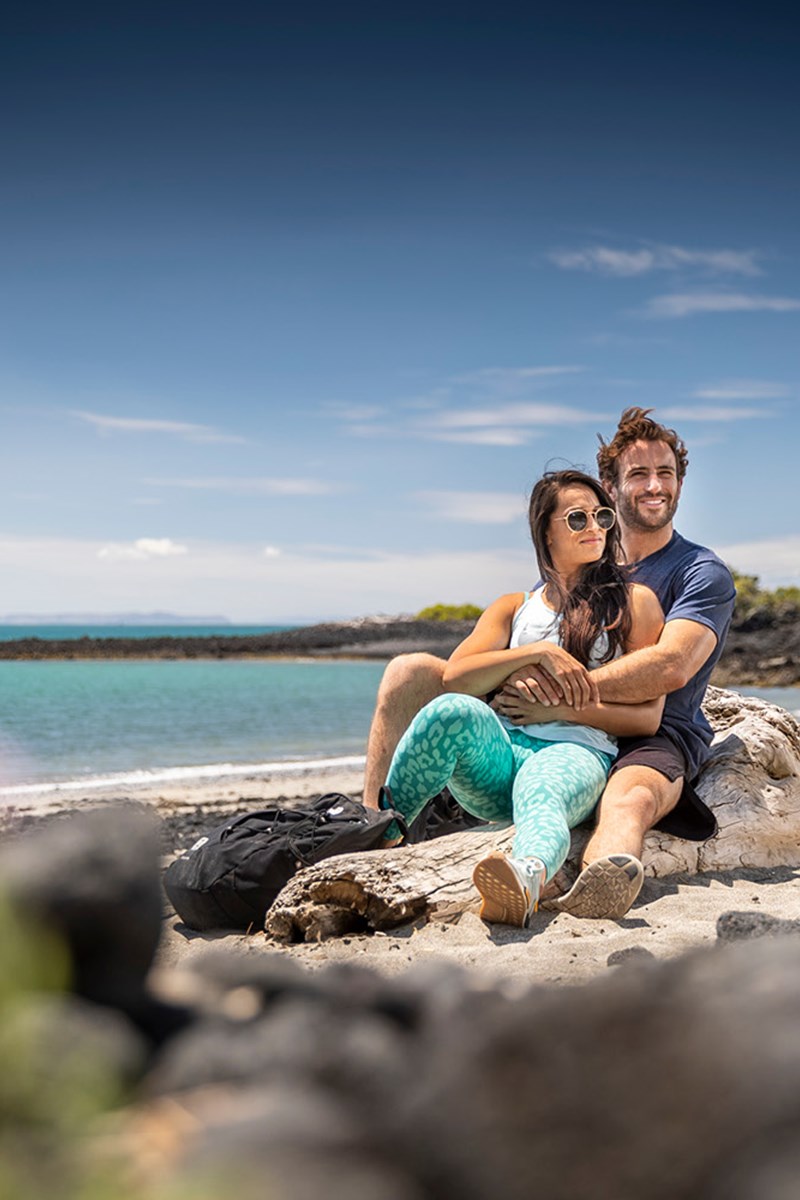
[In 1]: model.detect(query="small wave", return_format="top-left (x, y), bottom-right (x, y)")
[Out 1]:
top-left (0, 753), bottom-right (366, 798)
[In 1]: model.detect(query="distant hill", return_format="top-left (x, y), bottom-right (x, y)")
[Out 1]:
top-left (0, 612), bottom-right (232, 625)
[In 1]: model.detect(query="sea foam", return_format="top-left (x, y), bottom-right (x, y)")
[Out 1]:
top-left (0, 753), bottom-right (366, 799)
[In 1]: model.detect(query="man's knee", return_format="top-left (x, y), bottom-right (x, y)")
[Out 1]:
top-left (598, 785), bottom-right (660, 831)
top-left (376, 653), bottom-right (446, 707)
top-left (598, 767), bottom-right (682, 831)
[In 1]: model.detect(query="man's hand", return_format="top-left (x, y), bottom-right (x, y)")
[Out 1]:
top-left (491, 685), bottom-right (548, 724)
top-left (502, 648), bottom-right (599, 709)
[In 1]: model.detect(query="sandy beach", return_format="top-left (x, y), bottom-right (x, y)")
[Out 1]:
top-left (156, 793), bottom-right (799, 991)
top-left (3, 732), bottom-right (799, 1200)
top-left (5, 761), bottom-right (796, 992)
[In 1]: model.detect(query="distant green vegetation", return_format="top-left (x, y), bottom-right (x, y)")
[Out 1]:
top-left (415, 603), bottom-right (484, 622)
top-left (416, 578), bottom-right (800, 626)
top-left (731, 570), bottom-right (800, 620)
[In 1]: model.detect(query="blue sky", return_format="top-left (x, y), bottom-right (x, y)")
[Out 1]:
top-left (1, 4), bottom-right (798, 622)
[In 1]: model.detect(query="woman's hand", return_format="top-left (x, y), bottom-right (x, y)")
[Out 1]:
top-left (501, 648), bottom-right (599, 710)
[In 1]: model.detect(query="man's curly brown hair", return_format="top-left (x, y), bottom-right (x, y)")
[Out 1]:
top-left (596, 406), bottom-right (689, 488)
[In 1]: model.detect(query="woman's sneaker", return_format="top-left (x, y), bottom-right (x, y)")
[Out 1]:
top-left (472, 851), bottom-right (547, 928)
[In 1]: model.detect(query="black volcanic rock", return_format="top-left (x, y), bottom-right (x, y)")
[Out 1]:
top-left (713, 606), bottom-right (800, 687)
top-left (0, 617), bottom-right (474, 662)
top-left (0, 608), bottom-right (799, 687)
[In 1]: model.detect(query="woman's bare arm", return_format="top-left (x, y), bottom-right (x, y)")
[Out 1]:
top-left (494, 584), bottom-right (665, 735)
top-left (441, 593), bottom-right (599, 706)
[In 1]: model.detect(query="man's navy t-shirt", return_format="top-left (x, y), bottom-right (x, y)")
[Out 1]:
top-left (629, 531), bottom-right (736, 779)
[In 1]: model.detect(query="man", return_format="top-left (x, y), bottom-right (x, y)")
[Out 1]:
top-left (363, 407), bottom-right (736, 919)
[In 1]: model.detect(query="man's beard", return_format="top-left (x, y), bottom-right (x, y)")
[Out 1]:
top-left (615, 490), bottom-right (679, 533)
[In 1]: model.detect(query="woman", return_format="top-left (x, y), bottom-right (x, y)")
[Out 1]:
top-left (382, 469), bottom-right (664, 927)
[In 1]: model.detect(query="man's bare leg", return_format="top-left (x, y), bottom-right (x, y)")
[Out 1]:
top-left (583, 764), bottom-right (682, 865)
top-left (362, 653), bottom-right (446, 809)
top-left (543, 765), bottom-right (682, 918)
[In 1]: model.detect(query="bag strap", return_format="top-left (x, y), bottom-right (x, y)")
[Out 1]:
top-left (286, 801), bottom-right (408, 865)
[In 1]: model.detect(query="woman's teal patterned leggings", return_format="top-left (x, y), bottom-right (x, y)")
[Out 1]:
top-left (385, 693), bottom-right (612, 882)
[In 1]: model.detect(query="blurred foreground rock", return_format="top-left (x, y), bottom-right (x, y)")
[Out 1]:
top-left (2, 805), bottom-right (800, 1199)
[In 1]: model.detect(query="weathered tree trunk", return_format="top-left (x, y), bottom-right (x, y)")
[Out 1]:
top-left (265, 688), bottom-right (800, 943)
top-left (265, 823), bottom-right (517, 942)
top-left (643, 687), bottom-right (800, 876)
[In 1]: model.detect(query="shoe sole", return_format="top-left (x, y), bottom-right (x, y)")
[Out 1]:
top-left (540, 854), bottom-right (644, 920)
top-left (472, 852), bottom-right (533, 927)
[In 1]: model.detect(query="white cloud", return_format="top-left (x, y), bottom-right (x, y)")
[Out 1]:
top-left (643, 292), bottom-right (800, 318)
top-left (328, 366), bottom-right (589, 446)
top-left (715, 536), bottom-right (800, 588)
top-left (692, 380), bottom-right (791, 400)
top-left (263, 545), bottom-right (281, 558)
top-left (423, 402), bottom-right (609, 430)
top-left (145, 477), bottom-right (345, 496)
top-left (72, 410), bottom-right (246, 444)
top-left (97, 538), bottom-right (188, 562)
top-left (327, 404), bottom-right (387, 421)
top-left (587, 332), bottom-right (670, 348)
top-left (450, 366), bottom-right (584, 385)
top-left (426, 428), bottom-right (532, 446)
top-left (344, 423), bottom-right (399, 438)
top-left (4, 531), bottom-right (800, 622)
top-left (669, 248), bottom-right (763, 275)
top-left (416, 490), bottom-right (526, 524)
top-left (660, 406), bottom-right (768, 421)
top-left (0, 533), bottom-right (536, 621)
top-left (400, 387), bottom-right (453, 412)
top-left (551, 248), bottom-right (658, 276)
top-left (549, 244), bottom-right (762, 277)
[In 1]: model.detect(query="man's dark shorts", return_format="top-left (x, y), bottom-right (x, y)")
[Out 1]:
top-left (608, 732), bottom-right (717, 841)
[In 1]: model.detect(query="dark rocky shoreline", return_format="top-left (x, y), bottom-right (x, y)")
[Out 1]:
top-left (0, 617), bottom-right (473, 662)
top-left (710, 607), bottom-right (800, 688)
top-left (0, 611), bottom-right (798, 687)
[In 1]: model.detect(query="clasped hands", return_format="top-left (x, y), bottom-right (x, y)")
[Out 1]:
top-left (489, 646), bottom-right (598, 724)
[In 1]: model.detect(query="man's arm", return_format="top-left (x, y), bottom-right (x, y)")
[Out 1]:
top-left (589, 557), bottom-right (734, 703)
top-left (492, 691), bottom-right (665, 736)
top-left (509, 618), bottom-right (717, 707)
top-left (590, 618), bottom-right (717, 703)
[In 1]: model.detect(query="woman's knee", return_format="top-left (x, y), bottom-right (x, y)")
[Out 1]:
top-left (513, 745), bottom-right (607, 813)
top-left (410, 691), bottom-right (488, 733)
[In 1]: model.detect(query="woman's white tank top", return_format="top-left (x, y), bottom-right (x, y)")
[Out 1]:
top-left (498, 586), bottom-right (618, 759)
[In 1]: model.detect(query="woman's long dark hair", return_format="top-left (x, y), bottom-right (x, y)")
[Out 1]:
top-left (528, 469), bottom-right (631, 665)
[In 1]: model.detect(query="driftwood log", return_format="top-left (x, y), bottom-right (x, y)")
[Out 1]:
top-left (265, 687), bottom-right (800, 943)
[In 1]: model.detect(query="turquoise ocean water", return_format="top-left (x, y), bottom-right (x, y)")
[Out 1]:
top-left (0, 629), bottom-right (797, 797)
top-left (0, 656), bottom-right (387, 795)
top-left (0, 624), bottom-right (292, 640)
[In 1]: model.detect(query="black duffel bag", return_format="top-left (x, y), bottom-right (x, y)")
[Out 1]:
top-left (164, 793), bottom-right (406, 932)
top-left (406, 787), bottom-right (487, 843)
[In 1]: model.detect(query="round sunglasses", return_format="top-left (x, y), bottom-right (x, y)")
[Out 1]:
top-left (557, 506), bottom-right (616, 533)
